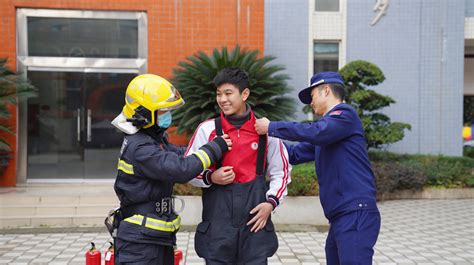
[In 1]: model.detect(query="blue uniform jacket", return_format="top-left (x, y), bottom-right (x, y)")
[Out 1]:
top-left (268, 103), bottom-right (377, 222)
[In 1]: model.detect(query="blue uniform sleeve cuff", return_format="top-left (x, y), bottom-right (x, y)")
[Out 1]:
top-left (268, 122), bottom-right (277, 137)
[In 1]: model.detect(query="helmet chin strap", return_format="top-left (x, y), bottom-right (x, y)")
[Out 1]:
top-left (126, 116), bottom-right (148, 128)
top-left (126, 106), bottom-right (151, 129)
top-left (143, 125), bottom-right (168, 143)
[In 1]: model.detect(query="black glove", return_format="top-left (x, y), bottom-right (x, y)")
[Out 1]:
top-left (199, 136), bottom-right (229, 164)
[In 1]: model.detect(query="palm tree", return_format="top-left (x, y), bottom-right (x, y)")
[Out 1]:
top-left (171, 45), bottom-right (296, 136)
top-left (0, 58), bottom-right (37, 175)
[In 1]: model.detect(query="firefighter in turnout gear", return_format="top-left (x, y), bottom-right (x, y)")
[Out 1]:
top-left (111, 74), bottom-right (231, 264)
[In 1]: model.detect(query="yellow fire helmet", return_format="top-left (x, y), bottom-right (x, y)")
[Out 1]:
top-left (122, 74), bottom-right (185, 129)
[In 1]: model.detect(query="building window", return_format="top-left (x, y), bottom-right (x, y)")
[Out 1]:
top-left (465, 96), bottom-right (474, 125)
top-left (27, 17), bottom-right (138, 58)
top-left (314, 42), bottom-right (339, 74)
top-left (315, 0), bottom-right (339, 12)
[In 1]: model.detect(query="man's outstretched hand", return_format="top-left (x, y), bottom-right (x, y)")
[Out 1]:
top-left (254, 118), bottom-right (270, 135)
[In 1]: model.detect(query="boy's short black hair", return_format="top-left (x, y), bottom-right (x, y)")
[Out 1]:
top-left (213, 68), bottom-right (250, 93)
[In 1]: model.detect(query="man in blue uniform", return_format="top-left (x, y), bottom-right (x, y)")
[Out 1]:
top-left (255, 71), bottom-right (381, 265)
top-left (110, 74), bottom-right (231, 264)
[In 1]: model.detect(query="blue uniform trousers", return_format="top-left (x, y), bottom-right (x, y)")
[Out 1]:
top-left (325, 209), bottom-right (381, 265)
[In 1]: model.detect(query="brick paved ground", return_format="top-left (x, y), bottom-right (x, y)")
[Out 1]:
top-left (0, 199), bottom-right (473, 264)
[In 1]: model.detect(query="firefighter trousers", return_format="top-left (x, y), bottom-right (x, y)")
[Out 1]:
top-left (115, 238), bottom-right (174, 264)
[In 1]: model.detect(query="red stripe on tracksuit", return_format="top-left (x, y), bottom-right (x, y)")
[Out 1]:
top-left (276, 140), bottom-right (289, 199)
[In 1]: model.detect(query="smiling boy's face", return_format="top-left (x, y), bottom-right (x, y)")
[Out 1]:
top-left (216, 83), bottom-right (249, 116)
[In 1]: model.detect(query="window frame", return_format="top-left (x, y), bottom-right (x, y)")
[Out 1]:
top-left (313, 41), bottom-right (340, 74)
top-left (17, 8), bottom-right (148, 72)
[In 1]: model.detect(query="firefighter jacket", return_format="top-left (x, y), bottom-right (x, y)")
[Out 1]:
top-left (185, 111), bottom-right (291, 208)
top-left (114, 128), bottom-right (228, 246)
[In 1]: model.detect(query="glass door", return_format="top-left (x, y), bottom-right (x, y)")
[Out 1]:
top-left (27, 71), bottom-right (135, 179)
top-left (82, 72), bottom-right (136, 178)
top-left (17, 9), bottom-right (147, 182)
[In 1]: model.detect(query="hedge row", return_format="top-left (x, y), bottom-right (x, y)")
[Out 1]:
top-left (465, 146), bottom-right (474, 159)
top-left (174, 151), bottom-right (474, 197)
top-left (370, 151), bottom-right (474, 189)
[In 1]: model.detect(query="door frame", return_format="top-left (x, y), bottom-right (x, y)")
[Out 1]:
top-left (16, 8), bottom-right (148, 184)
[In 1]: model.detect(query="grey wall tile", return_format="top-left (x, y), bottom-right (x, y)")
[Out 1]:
top-left (265, 0), bottom-right (311, 121)
top-left (346, 0), bottom-right (464, 155)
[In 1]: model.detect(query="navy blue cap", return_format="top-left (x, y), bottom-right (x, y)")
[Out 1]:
top-left (298, 71), bottom-right (345, 104)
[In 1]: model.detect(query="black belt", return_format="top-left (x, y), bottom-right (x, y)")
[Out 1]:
top-left (122, 197), bottom-right (174, 218)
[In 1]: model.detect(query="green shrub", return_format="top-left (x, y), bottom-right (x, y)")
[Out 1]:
top-left (0, 58), bottom-right (37, 176)
top-left (466, 175), bottom-right (474, 187)
top-left (287, 163), bottom-right (318, 196)
top-left (423, 158), bottom-right (465, 187)
top-left (464, 146), bottom-right (474, 158)
top-left (369, 150), bottom-right (408, 162)
top-left (369, 151), bottom-right (474, 188)
top-left (172, 152), bottom-right (473, 196)
top-left (372, 161), bottom-right (426, 196)
top-left (339, 60), bottom-right (411, 149)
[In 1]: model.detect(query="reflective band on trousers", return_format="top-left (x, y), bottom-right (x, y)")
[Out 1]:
top-left (118, 159), bottom-right (134, 174)
top-left (124, 214), bottom-right (181, 232)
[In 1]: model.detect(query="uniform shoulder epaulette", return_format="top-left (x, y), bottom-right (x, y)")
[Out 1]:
top-left (329, 110), bottom-right (343, 116)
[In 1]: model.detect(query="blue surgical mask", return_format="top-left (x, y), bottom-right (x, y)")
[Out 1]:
top-left (157, 111), bottom-right (172, 128)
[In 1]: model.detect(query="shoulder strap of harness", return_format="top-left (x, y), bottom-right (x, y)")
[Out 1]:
top-left (256, 134), bottom-right (267, 177)
top-left (214, 117), bottom-right (223, 168)
top-left (215, 117), bottom-right (223, 136)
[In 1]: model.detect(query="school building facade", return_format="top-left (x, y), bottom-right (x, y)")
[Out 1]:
top-left (266, 0), bottom-right (470, 157)
top-left (0, 0), bottom-right (471, 186)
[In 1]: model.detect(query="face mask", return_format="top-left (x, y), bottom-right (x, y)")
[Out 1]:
top-left (157, 111), bottom-right (172, 128)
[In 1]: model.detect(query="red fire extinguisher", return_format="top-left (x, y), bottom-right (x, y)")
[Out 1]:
top-left (105, 241), bottom-right (115, 265)
top-left (85, 242), bottom-right (101, 265)
top-left (174, 248), bottom-right (183, 265)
